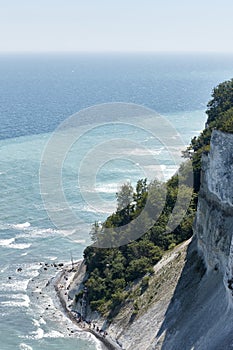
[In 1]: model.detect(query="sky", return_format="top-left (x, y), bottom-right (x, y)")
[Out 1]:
top-left (0, 0), bottom-right (233, 52)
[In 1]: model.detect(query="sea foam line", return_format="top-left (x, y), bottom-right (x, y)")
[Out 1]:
top-left (0, 294), bottom-right (30, 308)
top-left (0, 279), bottom-right (30, 292)
top-left (0, 238), bottom-right (15, 246)
top-left (0, 237), bottom-right (31, 250)
top-left (12, 222), bottom-right (31, 230)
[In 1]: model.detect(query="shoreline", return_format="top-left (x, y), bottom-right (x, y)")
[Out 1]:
top-left (53, 260), bottom-right (123, 350)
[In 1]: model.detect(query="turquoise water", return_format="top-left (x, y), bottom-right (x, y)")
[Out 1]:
top-left (0, 53), bottom-right (233, 350)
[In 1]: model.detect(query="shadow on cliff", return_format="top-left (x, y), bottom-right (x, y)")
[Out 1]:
top-left (155, 236), bottom-right (208, 349)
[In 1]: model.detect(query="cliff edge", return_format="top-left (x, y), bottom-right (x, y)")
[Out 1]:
top-left (154, 130), bottom-right (233, 350)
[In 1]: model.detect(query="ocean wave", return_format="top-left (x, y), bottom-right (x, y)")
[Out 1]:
top-left (0, 222), bottom-right (12, 230)
top-left (30, 328), bottom-right (65, 340)
top-left (81, 331), bottom-right (103, 350)
top-left (82, 181), bottom-right (127, 195)
top-left (118, 147), bottom-right (163, 157)
top-left (18, 226), bottom-right (72, 239)
top-left (0, 265), bottom-right (9, 273)
top-left (9, 243), bottom-right (32, 250)
top-left (57, 229), bottom-right (77, 236)
top-left (32, 327), bottom-right (44, 340)
top-left (0, 279), bottom-right (29, 292)
top-left (44, 256), bottom-right (57, 261)
top-left (12, 222), bottom-right (31, 230)
top-left (0, 238), bottom-right (15, 246)
top-left (19, 343), bottom-right (33, 350)
top-left (32, 319), bottom-right (41, 328)
top-left (32, 318), bottom-right (47, 327)
top-left (95, 183), bottom-right (118, 194)
top-left (0, 294), bottom-right (30, 308)
top-left (39, 318), bottom-right (46, 325)
top-left (43, 330), bottom-right (65, 338)
top-left (72, 239), bottom-right (86, 244)
top-left (82, 204), bottom-right (115, 214)
top-left (0, 237), bottom-right (31, 250)
top-left (21, 252), bottom-right (28, 256)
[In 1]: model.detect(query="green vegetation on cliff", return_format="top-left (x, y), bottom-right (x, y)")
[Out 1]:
top-left (81, 78), bottom-right (233, 317)
top-left (83, 174), bottom-right (195, 315)
top-left (187, 78), bottom-right (233, 191)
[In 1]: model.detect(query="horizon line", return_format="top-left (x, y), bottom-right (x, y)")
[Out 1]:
top-left (0, 50), bottom-right (233, 55)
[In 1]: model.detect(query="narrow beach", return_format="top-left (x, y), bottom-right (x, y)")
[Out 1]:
top-left (53, 261), bottom-right (123, 350)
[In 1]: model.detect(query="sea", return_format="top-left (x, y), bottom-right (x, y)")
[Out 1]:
top-left (0, 53), bottom-right (233, 350)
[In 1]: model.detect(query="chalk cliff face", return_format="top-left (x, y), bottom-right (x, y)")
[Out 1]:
top-left (195, 130), bottom-right (233, 304)
top-left (156, 130), bottom-right (233, 350)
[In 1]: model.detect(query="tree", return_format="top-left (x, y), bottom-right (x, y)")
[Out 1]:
top-left (90, 221), bottom-right (101, 242)
top-left (116, 182), bottom-right (134, 211)
top-left (206, 79), bottom-right (233, 125)
top-left (133, 178), bottom-right (148, 211)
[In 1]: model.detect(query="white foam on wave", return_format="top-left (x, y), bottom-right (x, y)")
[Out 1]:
top-left (57, 229), bottom-right (77, 236)
top-left (95, 339), bottom-right (104, 350)
top-left (0, 279), bottom-right (29, 292)
top-left (43, 255), bottom-right (57, 261)
top-left (21, 252), bottom-right (28, 256)
top-left (119, 147), bottom-right (163, 157)
top-left (29, 327), bottom-right (65, 340)
top-left (19, 343), bottom-right (33, 350)
top-left (43, 330), bottom-right (65, 338)
top-left (0, 223), bottom-right (11, 230)
top-left (81, 331), bottom-right (103, 350)
top-left (72, 239), bottom-right (86, 244)
top-left (95, 183), bottom-right (118, 194)
top-left (0, 238), bottom-right (15, 246)
top-left (0, 265), bottom-right (9, 273)
top-left (0, 237), bottom-right (31, 250)
top-left (48, 256), bottom-right (57, 261)
top-left (82, 204), bottom-right (114, 215)
top-left (32, 317), bottom-right (46, 327)
top-left (34, 227), bottom-right (57, 235)
top-left (32, 327), bottom-right (44, 340)
top-left (1, 294), bottom-right (30, 308)
top-left (18, 226), bottom-right (68, 240)
top-left (13, 222), bottom-right (31, 230)
top-left (82, 182), bottom-right (118, 195)
top-left (9, 242), bottom-right (32, 250)
top-left (32, 319), bottom-right (41, 328)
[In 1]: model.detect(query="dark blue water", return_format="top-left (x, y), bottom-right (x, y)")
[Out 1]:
top-left (1, 53), bottom-right (233, 140)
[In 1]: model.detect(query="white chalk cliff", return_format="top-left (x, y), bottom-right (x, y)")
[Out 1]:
top-left (154, 130), bottom-right (233, 350)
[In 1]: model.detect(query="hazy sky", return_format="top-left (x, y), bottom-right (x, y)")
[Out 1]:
top-left (0, 0), bottom-right (233, 52)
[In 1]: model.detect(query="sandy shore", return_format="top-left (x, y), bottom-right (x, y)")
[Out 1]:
top-left (53, 260), bottom-right (123, 350)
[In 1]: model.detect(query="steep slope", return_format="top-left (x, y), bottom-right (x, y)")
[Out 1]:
top-left (155, 130), bottom-right (233, 350)
top-left (107, 239), bottom-right (192, 350)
